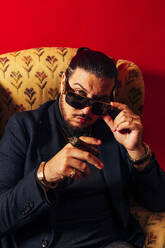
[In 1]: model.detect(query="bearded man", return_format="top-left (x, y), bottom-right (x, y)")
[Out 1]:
top-left (0, 48), bottom-right (165, 248)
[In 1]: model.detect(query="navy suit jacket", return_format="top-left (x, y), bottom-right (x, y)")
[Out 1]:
top-left (0, 100), bottom-right (165, 248)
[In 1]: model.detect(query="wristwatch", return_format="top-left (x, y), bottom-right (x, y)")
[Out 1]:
top-left (127, 143), bottom-right (152, 165)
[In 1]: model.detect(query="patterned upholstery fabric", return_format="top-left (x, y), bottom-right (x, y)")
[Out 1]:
top-left (0, 47), bottom-right (164, 247)
top-left (0, 47), bottom-right (144, 138)
top-left (131, 201), bottom-right (165, 248)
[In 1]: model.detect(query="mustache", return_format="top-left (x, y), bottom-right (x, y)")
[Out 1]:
top-left (73, 114), bottom-right (92, 121)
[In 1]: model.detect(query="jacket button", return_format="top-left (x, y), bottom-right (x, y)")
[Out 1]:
top-left (21, 202), bottom-right (34, 215)
top-left (41, 240), bottom-right (48, 247)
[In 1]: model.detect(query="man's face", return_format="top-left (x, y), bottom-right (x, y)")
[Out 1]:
top-left (60, 67), bottom-right (115, 130)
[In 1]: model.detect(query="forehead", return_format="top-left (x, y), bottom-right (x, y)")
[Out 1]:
top-left (68, 67), bottom-right (115, 96)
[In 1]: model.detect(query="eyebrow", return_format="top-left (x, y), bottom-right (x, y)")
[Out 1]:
top-left (73, 82), bottom-right (110, 99)
top-left (73, 83), bottom-right (88, 93)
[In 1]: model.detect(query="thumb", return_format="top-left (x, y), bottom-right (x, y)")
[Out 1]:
top-left (102, 114), bottom-right (115, 132)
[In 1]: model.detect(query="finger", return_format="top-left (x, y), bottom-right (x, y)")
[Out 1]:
top-left (117, 110), bottom-right (140, 121)
top-left (65, 159), bottom-right (90, 180)
top-left (74, 165), bottom-right (90, 180)
top-left (74, 170), bottom-right (82, 180)
top-left (84, 165), bottom-right (90, 177)
top-left (114, 115), bottom-right (135, 130)
top-left (81, 144), bottom-right (100, 157)
top-left (110, 102), bottom-right (129, 111)
top-left (79, 136), bottom-right (102, 145)
top-left (73, 166), bottom-right (90, 180)
top-left (69, 137), bottom-right (100, 157)
top-left (69, 158), bottom-right (89, 173)
top-left (116, 121), bottom-right (142, 133)
top-left (70, 146), bottom-right (104, 170)
top-left (102, 114), bottom-right (115, 132)
top-left (114, 111), bottom-right (141, 129)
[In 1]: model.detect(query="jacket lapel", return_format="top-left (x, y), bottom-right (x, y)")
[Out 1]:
top-left (93, 119), bottom-right (129, 227)
top-left (36, 102), bottom-right (65, 163)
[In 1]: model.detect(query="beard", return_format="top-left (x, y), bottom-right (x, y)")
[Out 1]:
top-left (59, 94), bottom-right (92, 137)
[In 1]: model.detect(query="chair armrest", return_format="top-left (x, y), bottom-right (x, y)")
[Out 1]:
top-left (131, 203), bottom-right (165, 248)
top-left (143, 212), bottom-right (165, 248)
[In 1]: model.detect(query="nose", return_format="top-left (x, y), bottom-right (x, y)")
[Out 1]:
top-left (81, 106), bottom-right (92, 115)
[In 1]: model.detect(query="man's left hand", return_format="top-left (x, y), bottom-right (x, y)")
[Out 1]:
top-left (102, 102), bottom-right (144, 154)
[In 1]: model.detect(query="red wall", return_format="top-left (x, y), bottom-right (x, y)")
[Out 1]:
top-left (1, 0), bottom-right (165, 167)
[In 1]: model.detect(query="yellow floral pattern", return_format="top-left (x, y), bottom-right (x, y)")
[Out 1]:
top-left (131, 200), bottom-right (165, 248)
top-left (0, 57), bottom-right (10, 78)
top-left (0, 47), bottom-right (145, 139)
top-left (0, 47), bottom-right (78, 136)
top-left (1, 47), bottom-right (163, 248)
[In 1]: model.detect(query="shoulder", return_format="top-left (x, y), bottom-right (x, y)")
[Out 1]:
top-left (4, 100), bottom-right (56, 138)
top-left (8, 100), bottom-right (56, 125)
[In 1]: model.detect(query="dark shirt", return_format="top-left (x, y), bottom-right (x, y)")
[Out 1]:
top-left (53, 100), bottom-right (120, 248)
top-left (54, 163), bottom-right (120, 248)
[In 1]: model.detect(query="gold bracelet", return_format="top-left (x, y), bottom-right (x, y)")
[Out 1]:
top-left (37, 161), bottom-right (59, 189)
top-left (127, 143), bottom-right (152, 165)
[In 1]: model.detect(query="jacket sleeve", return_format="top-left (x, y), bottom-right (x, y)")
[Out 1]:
top-left (129, 154), bottom-right (165, 212)
top-left (0, 113), bottom-right (56, 238)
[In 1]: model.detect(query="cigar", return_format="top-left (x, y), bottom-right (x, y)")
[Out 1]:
top-left (68, 137), bottom-right (100, 157)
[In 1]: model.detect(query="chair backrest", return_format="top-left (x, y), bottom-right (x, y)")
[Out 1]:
top-left (0, 47), bottom-right (144, 138)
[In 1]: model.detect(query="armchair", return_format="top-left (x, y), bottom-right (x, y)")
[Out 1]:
top-left (0, 47), bottom-right (164, 247)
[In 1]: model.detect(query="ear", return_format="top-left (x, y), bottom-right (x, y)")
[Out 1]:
top-left (60, 73), bottom-right (66, 93)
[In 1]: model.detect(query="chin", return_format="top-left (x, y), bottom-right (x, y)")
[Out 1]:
top-left (73, 119), bottom-right (93, 128)
top-left (70, 121), bottom-right (88, 129)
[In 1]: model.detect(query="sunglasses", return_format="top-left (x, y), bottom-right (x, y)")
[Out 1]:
top-left (64, 80), bottom-right (115, 116)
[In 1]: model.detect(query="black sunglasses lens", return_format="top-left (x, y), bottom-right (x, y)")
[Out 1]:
top-left (66, 91), bottom-right (110, 115)
top-left (66, 92), bottom-right (88, 109)
top-left (91, 93), bottom-right (114, 115)
top-left (91, 102), bottom-right (108, 115)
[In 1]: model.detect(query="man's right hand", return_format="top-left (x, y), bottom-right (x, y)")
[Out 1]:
top-left (43, 136), bottom-right (103, 183)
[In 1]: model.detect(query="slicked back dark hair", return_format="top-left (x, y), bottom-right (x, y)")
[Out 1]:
top-left (65, 47), bottom-right (118, 83)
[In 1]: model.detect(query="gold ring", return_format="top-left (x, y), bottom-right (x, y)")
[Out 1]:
top-left (69, 168), bottom-right (76, 178)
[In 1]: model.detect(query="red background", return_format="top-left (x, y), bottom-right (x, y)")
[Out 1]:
top-left (0, 0), bottom-right (165, 168)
